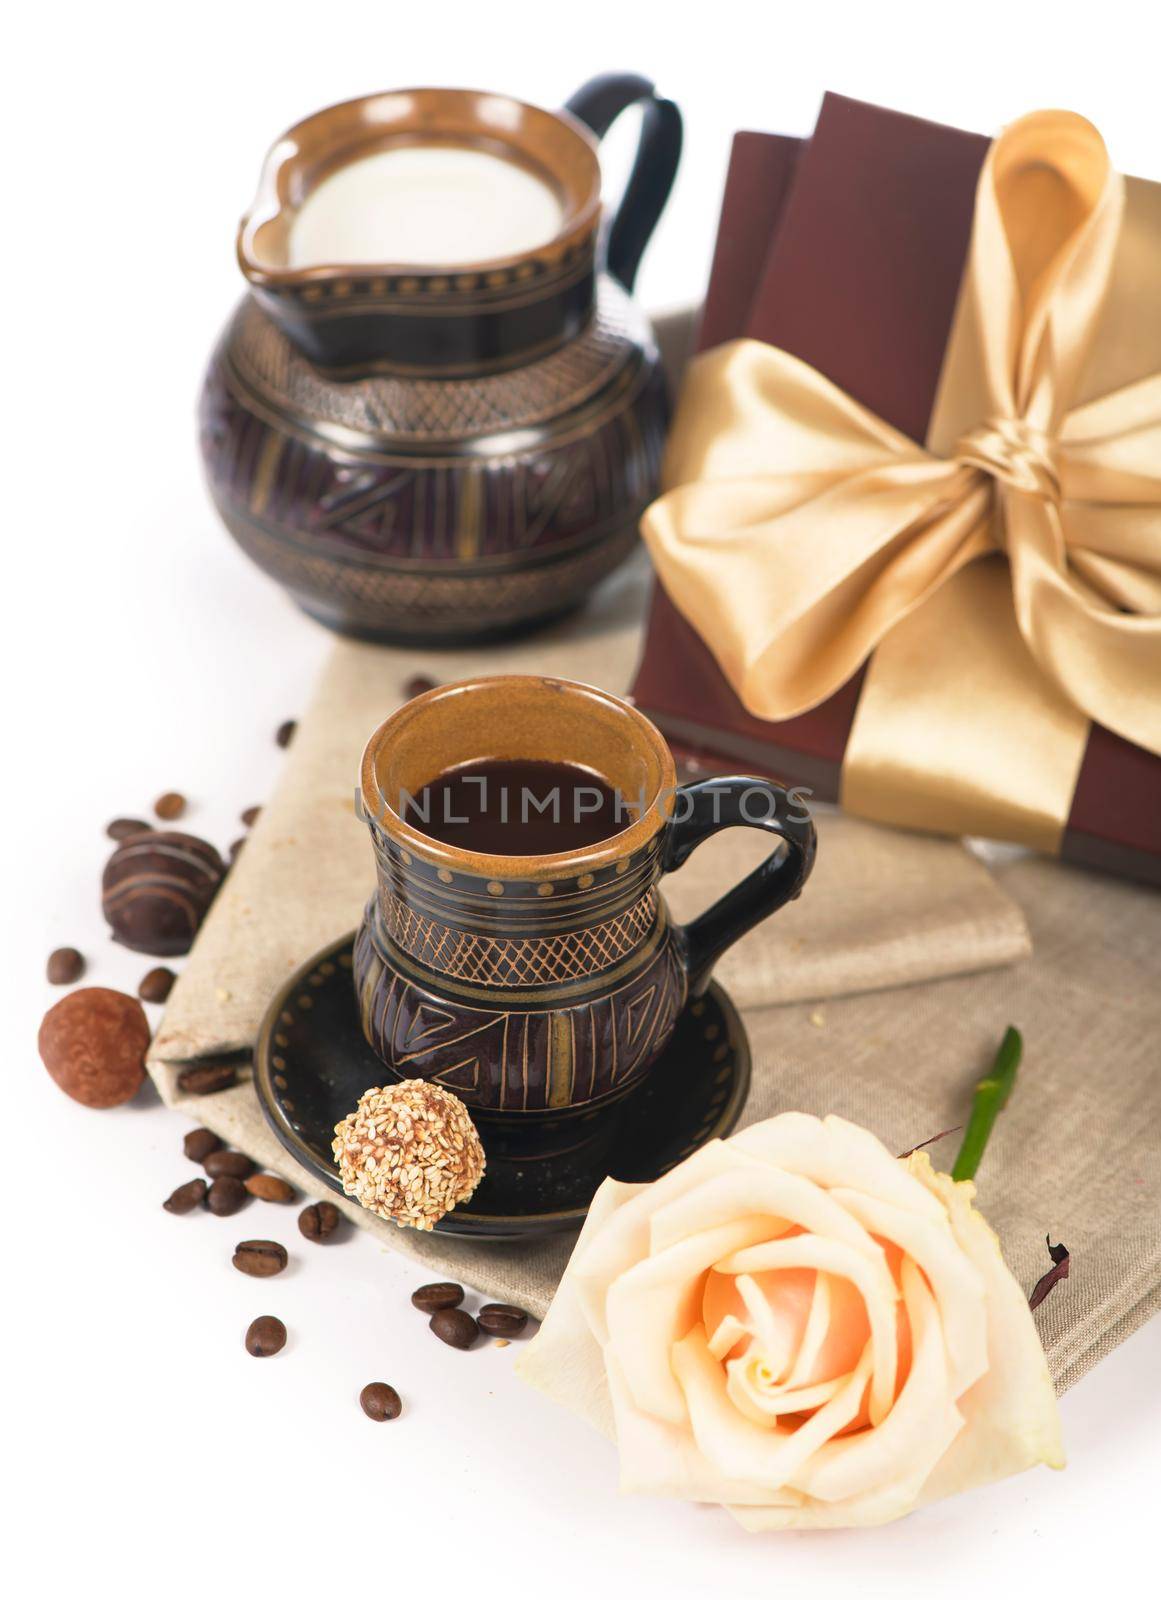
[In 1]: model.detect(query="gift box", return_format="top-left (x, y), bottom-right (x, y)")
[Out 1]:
top-left (631, 95), bottom-right (1161, 885)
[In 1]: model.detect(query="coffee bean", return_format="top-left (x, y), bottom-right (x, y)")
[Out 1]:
top-left (184, 1128), bottom-right (221, 1164)
top-left (228, 838), bottom-right (246, 863)
top-left (275, 719), bottom-right (297, 749)
top-left (154, 791), bottom-right (187, 821)
top-left (245, 1315), bottom-right (286, 1357)
top-left (410, 1281), bottom-right (465, 1313)
top-left (403, 673), bottom-right (438, 700)
top-left (46, 947), bottom-right (85, 985)
top-left (164, 1177), bottom-right (207, 1215)
top-left (204, 1149), bottom-right (255, 1180)
top-left (298, 1201), bottom-right (341, 1242)
top-left (429, 1308), bottom-right (479, 1350)
top-left (477, 1303), bottom-right (529, 1337)
top-left (177, 1059), bottom-right (238, 1095)
top-left (138, 966), bottom-right (176, 1005)
top-left (207, 1175), bottom-right (247, 1216)
top-left (245, 1173), bottom-right (296, 1204)
top-left (233, 1240), bottom-right (288, 1277)
top-left (360, 1382), bottom-right (402, 1421)
top-left (241, 806), bottom-right (262, 827)
top-left (107, 817), bottom-right (152, 841)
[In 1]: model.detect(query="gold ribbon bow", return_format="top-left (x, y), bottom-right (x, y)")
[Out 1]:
top-left (642, 111), bottom-right (1161, 850)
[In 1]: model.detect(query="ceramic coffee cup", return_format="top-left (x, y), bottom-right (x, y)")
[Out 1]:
top-left (353, 675), bottom-right (815, 1127)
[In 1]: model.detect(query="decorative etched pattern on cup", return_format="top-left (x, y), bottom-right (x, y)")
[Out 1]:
top-left (378, 887), bottom-right (659, 986)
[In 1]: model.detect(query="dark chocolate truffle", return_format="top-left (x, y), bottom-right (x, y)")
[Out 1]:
top-left (38, 987), bottom-right (150, 1108)
top-left (101, 830), bottom-right (225, 955)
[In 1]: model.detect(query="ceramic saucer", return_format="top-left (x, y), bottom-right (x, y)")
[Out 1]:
top-left (255, 933), bottom-right (750, 1240)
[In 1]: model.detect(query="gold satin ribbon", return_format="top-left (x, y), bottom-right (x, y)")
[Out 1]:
top-left (642, 111), bottom-right (1161, 851)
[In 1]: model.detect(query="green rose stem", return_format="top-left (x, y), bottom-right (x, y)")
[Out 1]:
top-left (951, 1025), bottom-right (1023, 1183)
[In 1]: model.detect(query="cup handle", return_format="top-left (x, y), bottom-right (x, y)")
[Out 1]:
top-left (564, 72), bottom-right (682, 293)
top-left (661, 778), bottom-right (817, 997)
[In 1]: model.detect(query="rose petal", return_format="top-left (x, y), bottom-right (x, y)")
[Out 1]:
top-left (647, 1157), bottom-right (897, 1259)
top-left (607, 1348), bottom-right (806, 1508)
top-left (730, 1502), bottom-right (880, 1530)
top-left (606, 1216), bottom-right (775, 1423)
top-left (674, 1324), bottom-right (873, 1491)
top-left (792, 1258), bottom-right (961, 1504)
top-left (729, 1114), bottom-right (946, 1219)
top-left (907, 1156), bottom-right (1065, 1502)
top-left (515, 1177), bottom-right (633, 1437)
top-left (717, 1235), bottom-right (899, 1424)
top-left (714, 1267), bottom-right (872, 1399)
top-left (705, 1310), bottom-right (751, 1361)
top-left (787, 1268), bottom-right (834, 1386)
top-left (726, 1358), bottom-right (847, 1422)
top-left (735, 1260), bottom-right (965, 1523)
top-left (734, 1270), bottom-right (812, 1378)
top-left (832, 1185), bottom-right (989, 1395)
top-left (789, 1269), bottom-right (876, 1386)
top-left (569, 1142), bottom-right (744, 1344)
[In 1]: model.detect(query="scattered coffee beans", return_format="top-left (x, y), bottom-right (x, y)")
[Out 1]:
top-left (164, 1178), bottom-right (208, 1215)
top-left (411, 1282), bottom-right (465, 1313)
top-left (138, 966), bottom-right (176, 1005)
top-left (107, 817), bottom-right (152, 841)
top-left (154, 791), bottom-right (187, 821)
top-left (177, 1058), bottom-right (238, 1096)
top-left (404, 673), bottom-right (438, 700)
top-left (233, 1240), bottom-right (288, 1277)
top-left (240, 806), bottom-right (262, 827)
top-left (207, 1175), bottom-right (248, 1216)
top-left (360, 1382), bottom-right (402, 1421)
top-left (477, 1303), bottom-right (529, 1337)
top-left (38, 987), bottom-right (150, 1108)
top-left (204, 1149), bottom-right (255, 1180)
top-left (298, 1201), bottom-right (341, 1242)
top-left (245, 1174), bottom-right (296, 1204)
top-left (275, 719), bottom-right (297, 749)
top-left (245, 1315), bottom-right (286, 1357)
top-left (183, 1127), bottom-right (222, 1164)
top-left (429, 1308), bottom-right (479, 1350)
top-left (46, 947), bottom-right (85, 985)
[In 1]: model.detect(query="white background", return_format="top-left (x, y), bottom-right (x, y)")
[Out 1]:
top-left (7, 2), bottom-right (1160, 1595)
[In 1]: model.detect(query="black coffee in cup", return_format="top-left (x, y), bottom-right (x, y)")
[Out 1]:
top-left (405, 758), bottom-right (631, 854)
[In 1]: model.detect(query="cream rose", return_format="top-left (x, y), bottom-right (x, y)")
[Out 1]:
top-left (517, 1114), bottom-right (1063, 1529)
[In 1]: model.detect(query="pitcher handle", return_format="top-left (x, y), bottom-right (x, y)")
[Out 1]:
top-left (661, 777), bottom-right (817, 997)
top-left (564, 72), bottom-right (682, 293)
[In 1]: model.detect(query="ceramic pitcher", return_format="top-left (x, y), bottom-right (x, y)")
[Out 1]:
top-left (199, 75), bottom-right (682, 644)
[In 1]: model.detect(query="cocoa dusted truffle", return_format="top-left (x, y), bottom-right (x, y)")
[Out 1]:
top-left (38, 987), bottom-right (150, 1108)
top-left (332, 1080), bottom-right (485, 1231)
top-left (101, 830), bottom-right (225, 955)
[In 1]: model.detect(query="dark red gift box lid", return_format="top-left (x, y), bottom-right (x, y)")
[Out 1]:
top-left (631, 94), bottom-right (1161, 886)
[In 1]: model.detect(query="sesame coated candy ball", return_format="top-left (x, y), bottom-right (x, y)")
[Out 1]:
top-left (332, 1080), bottom-right (485, 1231)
